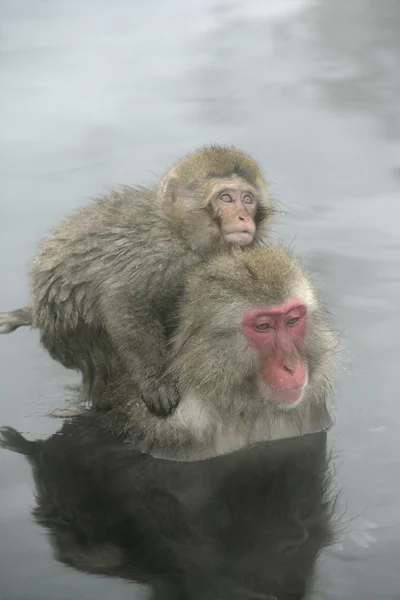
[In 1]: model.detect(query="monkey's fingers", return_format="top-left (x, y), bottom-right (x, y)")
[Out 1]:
top-left (141, 378), bottom-right (180, 417)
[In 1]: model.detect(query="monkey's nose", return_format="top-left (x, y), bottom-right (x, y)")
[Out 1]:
top-left (283, 364), bottom-right (294, 375)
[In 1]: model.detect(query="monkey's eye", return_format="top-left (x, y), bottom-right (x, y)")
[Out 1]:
top-left (243, 194), bottom-right (254, 205)
top-left (287, 316), bottom-right (300, 327)
top-left (219, 193), bottom-right (233, 203)
top-left (254, 322), bottom-right (273, 332)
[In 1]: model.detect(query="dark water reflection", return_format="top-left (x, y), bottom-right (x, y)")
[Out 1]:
top-left (0, 422), bottom-right (334, 600)
top-left (0, 0), bottom-right (399, 597)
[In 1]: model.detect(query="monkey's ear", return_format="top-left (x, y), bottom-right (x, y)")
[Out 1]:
top-left (158, 168), bottom-right (179, 204)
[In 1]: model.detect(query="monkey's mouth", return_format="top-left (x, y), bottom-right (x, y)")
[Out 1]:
top-left (223, 230), bottom-right (254, 246)
top-left (270, 386), bottom-right (305, 405)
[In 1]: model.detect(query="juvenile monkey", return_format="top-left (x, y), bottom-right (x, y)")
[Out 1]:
top-left (0, 146), bottom-right (272, 415)
top-left (86, 245), bottom-right (337, 461)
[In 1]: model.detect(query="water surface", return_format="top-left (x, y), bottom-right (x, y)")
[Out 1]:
top-left (0, 0), bottom-right (399, 598)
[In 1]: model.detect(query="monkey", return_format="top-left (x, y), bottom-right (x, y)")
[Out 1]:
top-left (69, 244), bottom-right (337, 462)
top-left (0, 145), bottom-right (272, 416)
top-left (0, 421), bottom-right (335, 600)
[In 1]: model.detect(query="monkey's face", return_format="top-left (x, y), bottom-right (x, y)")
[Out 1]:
top-left (160, 150), bottom-right (271, 251)
top-left (173, 247), bottom-right (334, 413)
top-left (207, 178), bottom-right (260, 247)
top-left (240, 300), bottom-right (309, 407)
top-left (174, 293), bottom-right (318, 412)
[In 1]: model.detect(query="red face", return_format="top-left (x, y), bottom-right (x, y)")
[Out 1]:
top-left (241, 299), bottom-right (308, 405)
top-left (216, 188), bottom-right (257, 246)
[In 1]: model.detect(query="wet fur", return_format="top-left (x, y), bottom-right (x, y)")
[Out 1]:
top-left (0, 145), bottom-right (272, 415)
top-left (76, 246), bottom-right (337, 461)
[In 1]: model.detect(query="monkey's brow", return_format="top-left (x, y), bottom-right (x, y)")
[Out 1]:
top-left (213, 184), bottom-right (254, 193)
top-left (207, 165), bottom-right (256, 182)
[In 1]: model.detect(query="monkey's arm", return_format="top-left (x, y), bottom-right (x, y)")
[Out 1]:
top-left (100, 291), bottom-right (178, 416)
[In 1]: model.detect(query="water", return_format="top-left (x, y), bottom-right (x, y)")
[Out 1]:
top-left (0, 0), bottom-right (399, 597)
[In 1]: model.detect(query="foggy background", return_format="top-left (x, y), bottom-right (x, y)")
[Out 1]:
top-left (0, 0), bottom-right (399, 598)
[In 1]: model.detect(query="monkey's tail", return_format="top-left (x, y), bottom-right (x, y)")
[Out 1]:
top-left (0, 306), bottom-right (32, 334)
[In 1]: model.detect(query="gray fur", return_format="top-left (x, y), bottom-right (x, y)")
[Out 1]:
top-left (0, 145), bottom-right (272, 416)
top-left (87, 246), bottom-right (337, 462)
top-left (0, 307), bottom-right (32, 333)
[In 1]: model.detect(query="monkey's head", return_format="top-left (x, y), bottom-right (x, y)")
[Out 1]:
top-left (171, 246), bottom-right (336, 412)
top-left (158, 145), bottom-right (272, 252)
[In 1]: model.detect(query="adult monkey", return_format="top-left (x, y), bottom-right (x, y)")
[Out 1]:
top-left (72, 246), bottom-right (337, 462)
top-left (0, 146), bottom-right (273, 415)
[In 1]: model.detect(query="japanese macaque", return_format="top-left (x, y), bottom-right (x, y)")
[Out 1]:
top-left (80, 245), bottom-right (337, 461)
top-left (0, 423), bottom-right (334, 600)
top-left (0, 145), bottom-right (272, 416)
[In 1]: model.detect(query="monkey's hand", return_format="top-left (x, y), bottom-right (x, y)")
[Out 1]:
top-left (100, 293), bottom-right (179, 415)
top-left (138, 374), bottom-right (180, 416)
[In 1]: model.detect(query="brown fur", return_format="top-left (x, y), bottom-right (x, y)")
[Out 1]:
top-left (81, 245), bottom-right (337, 461)
top-left (0, 145), bottom-right (272, 415)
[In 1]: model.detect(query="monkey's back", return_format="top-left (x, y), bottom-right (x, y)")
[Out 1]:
top-left (29, 186), bottom-right (191, 361)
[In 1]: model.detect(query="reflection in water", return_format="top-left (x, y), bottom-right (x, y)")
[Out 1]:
top-left (1, 419), bottom-right (335, 599)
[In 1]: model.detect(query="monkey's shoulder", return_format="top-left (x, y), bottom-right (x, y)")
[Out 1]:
top-left (31, 185), bottom-right (190, 276)
top-left (45, 186), bottom-right (160, 238)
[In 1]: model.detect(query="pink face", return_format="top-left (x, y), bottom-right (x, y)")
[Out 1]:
top-left (217, 189), bottom-right (257, 246)
top-left (241, 299), bottom-right (308, 405)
